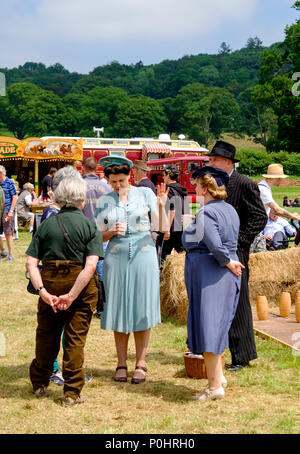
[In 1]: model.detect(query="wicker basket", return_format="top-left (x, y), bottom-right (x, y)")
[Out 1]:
top-left (184, 351), bottom-right (226, 379)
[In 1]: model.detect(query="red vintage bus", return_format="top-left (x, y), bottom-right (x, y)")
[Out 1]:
top-left (42, 134), bottom-right (209, 176)
top-left (147, 156), bottom-right (209, 201)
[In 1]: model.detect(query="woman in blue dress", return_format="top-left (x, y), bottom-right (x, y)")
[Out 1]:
top-left (96, 156), bottom-right (169, 384)
top-left (182, 166), bottom-right (244, 402)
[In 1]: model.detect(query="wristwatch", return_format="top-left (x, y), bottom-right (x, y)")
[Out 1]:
top-left (37, 285), bottom-right (45, 292)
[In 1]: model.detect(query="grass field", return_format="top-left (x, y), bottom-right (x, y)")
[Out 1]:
top-left (0, 204), bottom-right (300, 434)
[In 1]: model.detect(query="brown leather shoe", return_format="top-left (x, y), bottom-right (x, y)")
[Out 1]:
top-left (62, 395), bottom-right (85, 407)
top-left (114, 366), bottom-right (128, 382)
top-left (131, 366), bottom-right (147, 384)
top-left (34, 386), bottom-right (48, 398)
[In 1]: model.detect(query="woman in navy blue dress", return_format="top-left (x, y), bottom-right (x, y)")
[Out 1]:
top-left (182, 167), bottom-right (244, 402)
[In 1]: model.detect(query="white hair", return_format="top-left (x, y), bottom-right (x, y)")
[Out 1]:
top-left (54, 177), bottom-right (87, 208)
top-left (23, 182), bottom-right (34, 191)
top-left (52, 166), bottom-right (81, 191)
top-left (0, 165), bottom-right (6, 175)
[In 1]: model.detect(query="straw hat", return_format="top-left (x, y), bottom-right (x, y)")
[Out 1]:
top-left (132, 160), bottom-right (152, 172)
top-left (262, 163), bottom-right (288, 179)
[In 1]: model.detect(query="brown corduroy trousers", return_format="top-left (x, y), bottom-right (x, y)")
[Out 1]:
top-left (29, 261), bottom-right (97, 399)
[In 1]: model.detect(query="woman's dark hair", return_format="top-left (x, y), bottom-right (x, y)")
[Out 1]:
top-left (104, 164), bottom-right (131, 178)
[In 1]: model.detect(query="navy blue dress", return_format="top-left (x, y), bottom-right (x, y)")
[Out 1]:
top-left (182, 200), bottom-right (241, 355)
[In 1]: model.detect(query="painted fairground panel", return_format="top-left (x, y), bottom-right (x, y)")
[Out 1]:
top-left (0, 137), bottom-right (24, 158)
top-left (23, 138), bottom-right (83, 161)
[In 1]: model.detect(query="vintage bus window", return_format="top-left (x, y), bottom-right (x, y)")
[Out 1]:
top-left (188, 162), bottom-right (200, 172)
top-left (116, 140), bottom-right (129, 145)
top-left (129, 141), bottom-right (140, 145)
top-left (84, 139), bottom-right (99, 144)
top-left (147, 153), bottom-right (159, 160)
top-left (101, 140), bottom-right (114, 144)
top-left (109, 151), bottom-right (125, 157)
top-left (181, 142), bottom-right (191, 147)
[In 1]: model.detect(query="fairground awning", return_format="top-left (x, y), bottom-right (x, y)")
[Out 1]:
top-left (141, 142), bottom-right (171, 160)
top-left (0, 137), bottom-right (83, 162)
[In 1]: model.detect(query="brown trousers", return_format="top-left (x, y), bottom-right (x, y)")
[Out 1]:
top-left (29, 261), bottom-right (97, 399)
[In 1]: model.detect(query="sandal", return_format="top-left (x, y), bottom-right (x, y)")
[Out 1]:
top-left (114, 366), bottom-right (127, 382)
top-left (131, 366), bottom-right (147, 384)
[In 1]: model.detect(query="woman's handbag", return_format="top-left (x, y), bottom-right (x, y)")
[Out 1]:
top-left (25, 265), bottom-right (43, 295)
top-left (55, 215), bottom-right (105, 309)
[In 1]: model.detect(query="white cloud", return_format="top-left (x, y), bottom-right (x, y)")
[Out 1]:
top-left (7, 0), bottom-right (295, 72)
top-left (33, 0), bottom-right (258, 43)
top-left (1, 0), bottom-right (258, 47)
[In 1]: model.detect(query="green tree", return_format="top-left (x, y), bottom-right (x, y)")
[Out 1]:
top-left (71, 75), bottom-right (111, 94)
top-left (218, 42), bottom-right (232, 55)
top-left (246, 37), bottom-right (263, 49)
top-left (253, 2), bottom-right (300, 151)
top-left (2, 83), bottom-right (75, 138)
top-left (2, 83), bottom-right (43, 138)
top-left (77, 86), bottom-right (130, 136)
top-left (113, 95), bottom-right (167, 137)
top-left (172, 83), bottom-right (240, 146)
top-left (198, 65), bottom-right (220, 86)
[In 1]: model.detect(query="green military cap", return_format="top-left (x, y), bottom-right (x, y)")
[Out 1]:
top-left (99, 156), bottom-right (133, 169)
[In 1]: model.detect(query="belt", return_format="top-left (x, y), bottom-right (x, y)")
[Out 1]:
top-left (42, 260), bottom-right (83, 266)
top-left (186, 249), bottom-right (212, 256)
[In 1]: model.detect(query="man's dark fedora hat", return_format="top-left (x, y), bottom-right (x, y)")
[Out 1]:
top-left (208, 140), bottom-right (239, 163)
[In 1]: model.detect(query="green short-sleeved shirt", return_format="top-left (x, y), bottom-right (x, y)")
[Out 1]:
top-left (26, 206), bottom-right (103, 262)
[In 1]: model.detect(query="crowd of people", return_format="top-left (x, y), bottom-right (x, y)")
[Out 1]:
top-left (1, 141), bottom-right (300, 406)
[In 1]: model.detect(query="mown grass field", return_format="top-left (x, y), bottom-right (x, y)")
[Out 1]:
top-left (0, 188), bottom-right (300, 434)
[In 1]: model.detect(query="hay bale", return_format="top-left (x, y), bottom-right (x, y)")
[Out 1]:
top-left (160, 247), bottom-right (300, 323)
top-left (160, 252), bottom-right (187, 323)
top-left (248, 247), bottom-right (300, 305)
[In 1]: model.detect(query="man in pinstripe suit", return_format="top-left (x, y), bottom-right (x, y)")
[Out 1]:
top-left (209, 141), bottom-right (268, 370)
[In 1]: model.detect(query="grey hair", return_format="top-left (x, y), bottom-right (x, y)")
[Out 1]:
top-left (23, 182), bottom-right (34, 191)
top-left (0, 165), bottom-right (6, 175)
top-left (52, 166), bottom-right (81, 191)
top-left (54, 177), bottom-right (87, 208)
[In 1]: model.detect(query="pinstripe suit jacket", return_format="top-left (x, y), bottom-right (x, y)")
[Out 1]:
top-left (226, 171), bottom-right (268, 250)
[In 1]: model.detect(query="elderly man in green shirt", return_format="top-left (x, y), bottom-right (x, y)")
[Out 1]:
top-left (26, 176), bottom-right (103, 407)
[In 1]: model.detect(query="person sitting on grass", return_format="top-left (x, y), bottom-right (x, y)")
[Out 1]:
top-left (283, 196), bottom-right (292, 207)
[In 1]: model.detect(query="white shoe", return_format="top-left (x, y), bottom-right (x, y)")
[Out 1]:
top-left (197, 376), bottom-right (227, 395)
top-left (221, 375), bottom-right (227, 388)
top-left (192, 386), bottom-right (225, 402)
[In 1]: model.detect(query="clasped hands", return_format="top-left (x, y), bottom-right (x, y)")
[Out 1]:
top-left (40, 289), bottom-right (74, 313)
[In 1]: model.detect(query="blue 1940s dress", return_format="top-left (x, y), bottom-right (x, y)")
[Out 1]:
top-left (96, 186), bottom-right (160, 334)
top-left (182, 200), bottom-right (241, 355)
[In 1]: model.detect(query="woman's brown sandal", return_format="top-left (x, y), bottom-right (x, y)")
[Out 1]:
top-left (114, 366), bottom-right (128, 382)
top-left (131, 366), bottom-right (147, 384)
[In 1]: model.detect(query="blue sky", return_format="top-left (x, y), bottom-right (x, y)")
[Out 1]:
top-left (0, 0), bottom-right (298, 73)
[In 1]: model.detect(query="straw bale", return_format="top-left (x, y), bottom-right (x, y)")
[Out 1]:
top-left (248, 247), bottom-right (300, 305)
top-left (160, 247), bottom-right (300, 323)
top-left (160, 252), bottom-right (187, 323)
